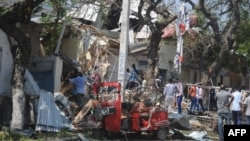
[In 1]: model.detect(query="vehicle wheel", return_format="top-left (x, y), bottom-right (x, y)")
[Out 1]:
top-left (156, 128), bottom-right (168, 140)
top-left (92, 128), bottom-right (104, 139)
top-left (106, 132), bottom-right (118, 139)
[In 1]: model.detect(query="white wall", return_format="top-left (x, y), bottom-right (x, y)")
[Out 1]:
top-left (53, 56), bottom-right (63, 92)
top-left (0, 29), bottom-right (14, 96)
top-left (105, 54), bottom-right (145, 82)
top-left (158, 44), bottom-right (176, 70)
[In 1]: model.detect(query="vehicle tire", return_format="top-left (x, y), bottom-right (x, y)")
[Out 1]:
top-left (92, 128), bottom-right (104, 139)
top-left (156, 128), bottom-right (168, 140)
top-left (106, 132), bottom-right (119, 139)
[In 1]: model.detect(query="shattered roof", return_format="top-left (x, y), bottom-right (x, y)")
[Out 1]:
top-left (68, 3), bottom-right (100, 22)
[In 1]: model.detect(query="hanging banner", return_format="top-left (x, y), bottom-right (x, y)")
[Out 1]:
top-left (173, 1), bottom-right (189, 74)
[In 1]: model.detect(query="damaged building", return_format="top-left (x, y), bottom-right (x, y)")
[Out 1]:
top-left (0, 0), bottom-right (153, 132)
top-left (0, 1), bottom-right (249, 139)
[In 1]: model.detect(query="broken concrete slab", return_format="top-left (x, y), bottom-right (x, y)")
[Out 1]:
top-left (189, 119), bottom-right (202, 128)
top-left (169, 113), bottom-right (192, 130)
top-left (188, 130), bottom-right (211, 141)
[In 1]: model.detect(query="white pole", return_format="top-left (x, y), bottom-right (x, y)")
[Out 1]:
top-left (207, 78), bottom-right (214, 116)
top-left (118, 0), bottom-right (130, 102)
top-left (55, 19), bottom-right (67, 54)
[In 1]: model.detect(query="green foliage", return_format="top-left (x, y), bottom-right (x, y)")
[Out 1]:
top-left (38, 0), bottom-right (69, 54)
top-left (41, 22), bottom-right (63, 54)
top-left (192, 10), bottom-right (206, 27)
top-left (0, 7), bottom-right (7, 16)
top-left (0, 127), bottom-right (29, 141)
top-left (37, 0), bottom-right (103, 54)
top-left (0, 126), bottom-right (95, 141)
top-left (235, 11), bottom-right (250, 61)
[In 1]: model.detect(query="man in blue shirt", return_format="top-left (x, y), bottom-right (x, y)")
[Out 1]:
top-left (127, 64), bottom-right (140, 89)
top-left (68, 68), bottom-right (87, 108)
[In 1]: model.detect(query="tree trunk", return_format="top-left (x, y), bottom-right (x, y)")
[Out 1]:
top-left (11, 52), bottom-right (26, 129)
top-left (0, 21), bottom-right (31, 130)
top-left (0, 0), bottom-right (45, 129)
top-left (146, 31), bottom-right (162, 87)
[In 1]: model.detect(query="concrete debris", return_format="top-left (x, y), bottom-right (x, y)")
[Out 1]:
top-left (73, 99), bottom-right (94, 124)
top-left (169, 113), bottom-right (192, 130)
top-left (171, 128), bottom-right (194, 140)
top-left (78, 133), bottom-right (89, 141)
top-left (171, 128), bottom-right (212, 141)
top-left (188, 130), bottom-right (210, 141)
top-left (189, 119), bottom-right (202, 128)
top-left (54, 92), bottom-right (74, 120)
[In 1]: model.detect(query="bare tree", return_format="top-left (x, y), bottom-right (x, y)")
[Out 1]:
top-left (136, 0), bottom-right (177, 85)
top-left (185, 0), bottom-right (244, 83)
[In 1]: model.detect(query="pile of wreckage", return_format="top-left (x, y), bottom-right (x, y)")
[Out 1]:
top-left (0, 69), bottom-right (219, 141)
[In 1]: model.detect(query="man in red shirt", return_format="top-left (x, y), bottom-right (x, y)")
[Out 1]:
top-left (189, 83), bottom-right (198, 114)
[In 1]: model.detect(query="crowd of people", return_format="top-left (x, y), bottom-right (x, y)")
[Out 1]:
top-left (62, 64), bottom-right (250, 141)
top-left (213, 84), bottom-right (250, 141)
top-left (162, 78), bottom-right (250, 141)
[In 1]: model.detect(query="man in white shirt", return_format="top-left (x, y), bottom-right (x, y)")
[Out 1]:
top-left (163, 78), bottom-right (177, 114)
top-left (242, 92), bottom-right (250, 125)
top-left (175, 79), bottom-right (183, 114)
top-left (196, 84), bottom-right (205, 113)
top-left (231, 87), bottom-right (242, 125)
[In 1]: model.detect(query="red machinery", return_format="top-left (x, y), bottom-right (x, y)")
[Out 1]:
top-left (91, 82), bottom-right (170, 140)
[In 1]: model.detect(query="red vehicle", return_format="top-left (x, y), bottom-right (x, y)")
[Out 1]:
top-left (90, 82), bottom-right (170, 140)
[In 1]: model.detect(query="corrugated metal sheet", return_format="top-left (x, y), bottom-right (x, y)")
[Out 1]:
top-left (130, 0), bottom-right (140, 19)
top-left (129, 42), bottom-right (149, 54)
top-left (24, 69), bottom-right (41, 96)
top-left (35, 90), bottom-right (74, 132)
top-left (69, 3), bottom-right (100, 22)
top-left (136, 25), bottom-right (151, 39)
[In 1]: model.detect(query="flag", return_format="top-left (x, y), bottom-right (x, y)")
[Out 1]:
top-left (174, 1), bottom-right (189, 74)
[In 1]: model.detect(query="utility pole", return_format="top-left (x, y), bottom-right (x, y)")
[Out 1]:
top-left (118, 0), bottom-right (130, 102)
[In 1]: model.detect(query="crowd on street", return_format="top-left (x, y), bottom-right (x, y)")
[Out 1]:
top-left (124, 64), bottom-right (250, 141)
top-left (162, 78), bottom-right (250, 141)
top-left (62, 63), bottom-right (250, 141)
